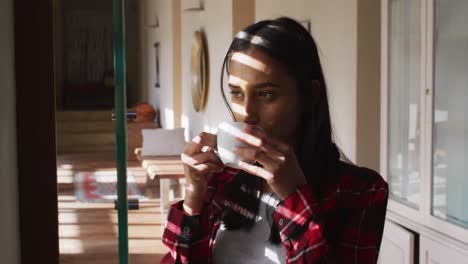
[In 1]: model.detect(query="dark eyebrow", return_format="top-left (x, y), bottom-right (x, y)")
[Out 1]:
top-left (252, 82), bottom-right (279, 89)
top-left (228, 82), bottom-right (279, 89)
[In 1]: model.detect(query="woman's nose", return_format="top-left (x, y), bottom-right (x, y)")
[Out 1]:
top-left (242, 97), bottom-right (259, 124)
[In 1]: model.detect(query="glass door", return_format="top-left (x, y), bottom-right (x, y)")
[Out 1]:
top-left (57, 0), bottom-right (162, 261)
top-left (387, 0), bottom-right (423, 209)
top-left (431, 0), bottom-right (468, 230)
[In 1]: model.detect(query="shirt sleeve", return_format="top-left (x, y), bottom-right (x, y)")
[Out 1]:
top-left (160, 168), bottom-right (236, 264)
top-left (161, 201), bottom-right (212, 264)
top-left (272, 177), bottom-right (388, 264)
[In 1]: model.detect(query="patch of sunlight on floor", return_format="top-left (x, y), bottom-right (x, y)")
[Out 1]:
top-left (59, 224), bottom-right (81, 238)
top-left (60, 239), bottom-right (85, 254)
top-left (57, 170), bottom-right (74, 181)
top-left (59, 211), bottom-right (83, 254)
top-left (58, 195), bottom-right (77, 201)
top-left (59, 164), bottom-right (74, 170)
top-left (59, 202), bottom-right (114, 209)
top-left (58, 210), bottom-right (79, 224)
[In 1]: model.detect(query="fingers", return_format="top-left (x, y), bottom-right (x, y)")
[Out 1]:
top-left (183, 132), bottom-right (218, 155)
top-left (234, 146), bottom-right (281, 165)
top-left (237, 125), bottom-right (290, 154)
top-left (238, 161), bottom-right (273, 181)
top-left (182, 151), bottom-right (223, 165)
top-left (234, 146), bottom-right (283, 182)
top-left (236, 129), bottom-right (263, 147)
top-left (238, 125), bottom-right (289, 153)
top-left (192, 162), bottom-right (224, 174)
top-left (181, 151), bottom-right (224, 173)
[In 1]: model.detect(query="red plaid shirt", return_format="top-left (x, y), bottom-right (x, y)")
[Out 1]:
top-left (161, 161), bottom-right (388, 264)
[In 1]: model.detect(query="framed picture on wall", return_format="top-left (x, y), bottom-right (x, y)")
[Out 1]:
top-left (154, 42), bottom-right (160, 88)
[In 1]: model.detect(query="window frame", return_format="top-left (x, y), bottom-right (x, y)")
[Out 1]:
top-left (381, 0), bottom-right (468, 244)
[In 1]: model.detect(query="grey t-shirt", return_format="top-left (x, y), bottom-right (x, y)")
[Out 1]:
top-left (212, 192), bottom-right (287, 264)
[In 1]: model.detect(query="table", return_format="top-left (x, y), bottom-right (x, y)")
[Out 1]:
top-left (138, 154), bottom-right (185, 217)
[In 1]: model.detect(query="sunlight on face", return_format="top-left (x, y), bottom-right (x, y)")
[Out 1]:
top-left (227, 75), bottom-right (248, 88)
top-left (226, 48), bottom-right (302, 145)
top-left (232, 102), bottom-right (247, 117)
top-left (231, 52), bottom-right (270, 74)
top-left (227, 75), bottom-right (248, 117)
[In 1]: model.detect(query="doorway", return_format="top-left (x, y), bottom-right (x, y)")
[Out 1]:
top-left (14, 0), bottom-right (167, 263)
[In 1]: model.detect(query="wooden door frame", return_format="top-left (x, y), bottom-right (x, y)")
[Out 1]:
top-left (14, 0), bottom-right (59, 263)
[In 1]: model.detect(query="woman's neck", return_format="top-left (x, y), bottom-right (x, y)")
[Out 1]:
top-left (262, 181), bottom-right (273, 193)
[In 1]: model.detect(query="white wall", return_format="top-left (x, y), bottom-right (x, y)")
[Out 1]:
top-left (255, 0), bottom-right (308, 19)
top-left (142, 0), bottom-right (233, 135)
top-left (126, 0), bottom-right (142, 105)
top-left (180, 0), bottom-right (233, 139)
top-left (256, 0), bottom-right (358, 162)
top-left (141, 0), bottom-right (175, 128)
top-left (0, 0), bottom-right (21, 263)
top-left (142, 1), bottom-right (382, 167)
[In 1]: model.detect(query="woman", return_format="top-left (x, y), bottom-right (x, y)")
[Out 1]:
top-left (162, 17), bottom-right (388, 264)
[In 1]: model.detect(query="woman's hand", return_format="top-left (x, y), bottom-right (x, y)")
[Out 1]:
top-left (234, 125), bottom-right (307, 200)
top-left (180, 132), bottom-right (224, 215)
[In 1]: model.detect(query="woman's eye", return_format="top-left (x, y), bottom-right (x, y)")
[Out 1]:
top-left (230, 91), bottom-right (243, 98)
top-left (258, 91), bottom-right (274, 99)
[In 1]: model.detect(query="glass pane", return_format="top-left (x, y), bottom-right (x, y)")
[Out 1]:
top-left (387, 0), bottom-right (421, 209)
top-left (432, 0), bottom-right (468, 229)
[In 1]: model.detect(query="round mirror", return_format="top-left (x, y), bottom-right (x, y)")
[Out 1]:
top-left (190, 30), bottom-right (209, 112)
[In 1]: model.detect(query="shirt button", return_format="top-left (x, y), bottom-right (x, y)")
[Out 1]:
top-left (279, 219), bottom-right (284, 226)
top-left (183, 226), bottom-right (190, 234)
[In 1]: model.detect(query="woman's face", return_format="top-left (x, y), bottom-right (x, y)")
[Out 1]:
top-left (227, 48), bottom-right (303, 146)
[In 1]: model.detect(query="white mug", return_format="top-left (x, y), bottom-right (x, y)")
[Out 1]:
top-left (216, 121), bottom-right (256, 169)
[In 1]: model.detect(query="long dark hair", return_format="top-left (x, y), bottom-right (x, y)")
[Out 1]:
top-left (219, 17), bottom-right (345, 244)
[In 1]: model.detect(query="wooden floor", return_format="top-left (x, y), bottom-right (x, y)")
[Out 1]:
top-left (57, 153), bottom-right (172, 264)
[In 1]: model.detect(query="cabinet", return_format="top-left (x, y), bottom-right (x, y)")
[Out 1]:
top-left (381, 0), bottom-right (468, 262)
top-left (378, 220), bottom-right (415, 264)
top-left (381, 0), bottom-right (468, 244)
top-left (420, 236), bottom-right (468, 264)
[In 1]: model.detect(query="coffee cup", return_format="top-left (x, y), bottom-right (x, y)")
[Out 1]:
top-left (216, 121), bottom-right (256, 169)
